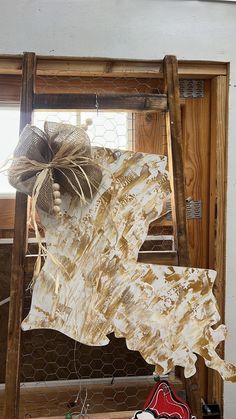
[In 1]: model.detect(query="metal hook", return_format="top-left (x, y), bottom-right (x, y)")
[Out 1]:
top-left (95, 93), bottom-right (99, 117)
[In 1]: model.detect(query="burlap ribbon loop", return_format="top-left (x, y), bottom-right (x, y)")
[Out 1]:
top-left (8, 121), bottom-right (103, 214)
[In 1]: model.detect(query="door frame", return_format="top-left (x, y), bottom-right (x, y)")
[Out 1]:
top-left (0, 55), bottom-right (229, 411)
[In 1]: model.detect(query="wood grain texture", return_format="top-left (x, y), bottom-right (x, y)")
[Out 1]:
top-left (138, 251), bottom-right (178, 266)
top-left (0, 75), bottom-right (21, 102)
top-left (133, 112), bottom-right (167, 156)
top-left (0, 56), bottom-right (227, 77)
top-left (133, 110), bottom-right (172, 264)
top-left (0, 199), bottom-right (15, 229)
top-left (207, 76), bottom-right (228, 410)
top-left (0, 376), bottom-right (184, 417)
top-left (0, 244), bottom-right (12, 382)
top-left (181, 81), bottom-right (212, 402)
top-left (4, 52), bottom-right (36, 419)
top-left (163, 55), bottom-right (189, 267)
top-left (34, 93), bottom-right (167, 111)
top-left (181, 81), bottom-right (211, 269)
top-left (163, 55), bottom-right (201, 419)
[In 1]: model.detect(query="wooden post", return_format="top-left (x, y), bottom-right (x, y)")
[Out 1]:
top-left (4, 52), bottom-right (36, 419)
top-left (163, 55), bottom-right (189, 266)
top-left (207, 75), bottom-right (228, 412)
top-left (163, 55), bottom-right (202, 419)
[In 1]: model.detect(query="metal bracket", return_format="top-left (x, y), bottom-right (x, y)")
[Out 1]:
top-left (166, 199), bottom-right (202, 220)
top-left (186, 199), bottom-right (202, 220)
top-left (180, 79), bottom-right (205, 98)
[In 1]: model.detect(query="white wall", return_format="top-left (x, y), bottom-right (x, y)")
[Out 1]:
top-left (1, 0), bottom-right (236, 416)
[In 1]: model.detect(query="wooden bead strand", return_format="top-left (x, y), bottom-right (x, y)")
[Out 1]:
top-left (81, 117), bottom-right (93, 132)
top-left (52, 183), bottom-right (62, 216)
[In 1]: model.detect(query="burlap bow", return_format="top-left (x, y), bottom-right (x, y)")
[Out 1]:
top-left (8, 121), bottom-right (103, 214)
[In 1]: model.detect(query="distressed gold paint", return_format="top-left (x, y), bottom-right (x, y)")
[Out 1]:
top-left (22, 148), bottom-right (236, 381)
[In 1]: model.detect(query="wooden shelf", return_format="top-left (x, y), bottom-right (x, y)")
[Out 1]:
top-left (0, 376), bottom-right (184, 418)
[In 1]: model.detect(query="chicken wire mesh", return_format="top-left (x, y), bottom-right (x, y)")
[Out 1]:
top-left (0, 73), bottom-right (178, 418)
top-left (35, 74), bottom-right (163, 95)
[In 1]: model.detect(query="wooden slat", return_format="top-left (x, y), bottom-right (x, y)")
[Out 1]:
top-left (177, 62), bottom-right (227, 78)
top-left (0, 377), bottom-right (183, 417)
top-left (181, 81), bottom-right (212, 401)
top-left (0, 75), bottom-right (21, 103)
top-left (207, 76), bottom-right (228, 410)
top-left (0, 199), bottom-right (15, 229)
top-left (138, 251), bottom-right (178, 266)
top-left (163, 55), bottom-right (202, 419)
top-left (0, 55), bottom-right (227, 78)
top-left (36, 60), bottom-right (227, 78)
top-left (133, 111), bottom-right (167, 156)
top-left (36, 58), bottom-right (163, 78)
top-left (4, 52), bottom-right (36, 419)
top-left (0, 57), bottom-right (22, 75)
top-left (33, 93), bottom-right (167, 111)
top-left (182, 81), bottom-right (211, 269)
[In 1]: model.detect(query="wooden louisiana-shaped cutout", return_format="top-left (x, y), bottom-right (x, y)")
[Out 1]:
top-left (22, 147), bottom-right (236, 381)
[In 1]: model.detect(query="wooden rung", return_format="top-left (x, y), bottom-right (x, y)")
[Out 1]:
top-left (33, 93), bottom-right (167, 111)
top-left (34, 412), bottom-right (134, 419)
top-left (138, 251), bottom-right (178, 266)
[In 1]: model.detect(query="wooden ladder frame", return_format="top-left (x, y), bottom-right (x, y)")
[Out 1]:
top-left (4, 52), bottom-right (202, 419)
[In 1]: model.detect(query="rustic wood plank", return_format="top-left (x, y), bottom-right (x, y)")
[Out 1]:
top-left (133, 111), bottom-right (167, 156)
top-left (163, 55), bottom-right (189, 266)
top-left (0, 377), bottom-right (183, 417)
top-left (182, 80), bottom-right (211, 269)
top-left (181, 80), bottom-right (212, 401)
top-left (0, 75), bottom-right (21, 102)
top-left (163, 55), bottom-right (202, 419)
top-left (0, 56), bottom-right (22, 75)
top-left (36, 59), bottom-right (227, 78)
top-left (177, 62), bottom-right (227, 78)
top-left (207, 76), bottom-right (228, 410)
top-left (165, 111), bottom-right (179, 256)
top-left (0, 55), bottom-right (227, 77)
top-left (4, 52), bottom-right (36, 419)
top-left (0, 199), bottom-right (15, 229)
top-left (36, 58), bottom-right (163, 78)
top-left (33, 93), bottom-right (167, 111)
top-left (138, 251), bottom-right (178, 266)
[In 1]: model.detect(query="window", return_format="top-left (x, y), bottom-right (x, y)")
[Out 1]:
top-left (0, 105), bottom-right (20, 196)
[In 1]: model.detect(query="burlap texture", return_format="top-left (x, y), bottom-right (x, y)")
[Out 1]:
top-left (9, 121), bottom-right (102, 214)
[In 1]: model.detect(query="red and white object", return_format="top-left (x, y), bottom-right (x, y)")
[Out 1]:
top-left (133, 380), bottom-right (192, 419)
